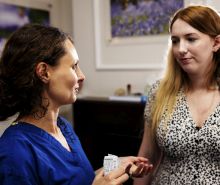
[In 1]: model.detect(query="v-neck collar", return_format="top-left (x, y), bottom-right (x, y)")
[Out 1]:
top-left (15, 118), bottom-right (77, 158)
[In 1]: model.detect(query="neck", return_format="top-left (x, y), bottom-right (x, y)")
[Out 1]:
top-left (187, 75), bottom-right (217, 92)
top-left (19, 110), bottom-right (60, 134)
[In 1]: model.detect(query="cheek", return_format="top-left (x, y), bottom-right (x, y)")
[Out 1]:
top-left (194, 45), bottom-right (212, 60)
top-left (190, 41), bottom-right (210, 55)
top-left (49, 73), bottom-right (77, 101)
top-left (53, 71), bottom-right (77, 90)
top-left (172, 47), bottom-right (178, 58)
top-left (68, 72), bottom-right (78, 87)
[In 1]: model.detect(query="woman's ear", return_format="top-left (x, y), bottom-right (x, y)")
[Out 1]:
top-left (35, 62), bottom-right (50, 83)
top-left (213, 35), bottom-right (220, 52)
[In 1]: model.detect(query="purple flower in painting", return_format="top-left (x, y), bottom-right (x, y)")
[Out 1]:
top-left (111, 0), bottom-right (183, 37)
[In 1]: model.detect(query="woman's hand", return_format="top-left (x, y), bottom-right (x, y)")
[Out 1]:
top-left (119, 156), bottom-right (153, 178)
top-left (92, 156), bottom-right (152, 185)
top-left (92, 163), bottom-right (132, 185)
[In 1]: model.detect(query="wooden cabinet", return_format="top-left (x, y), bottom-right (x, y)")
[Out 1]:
top-left (73, 97), bottom-right (145, 184)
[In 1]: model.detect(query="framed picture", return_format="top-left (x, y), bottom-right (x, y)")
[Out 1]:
top-left (93, 0), bottom-right (184, 70)
top-left (0, 0), bottom-right (51, 54)
top-left (110, 0), bottom-right (183, 39)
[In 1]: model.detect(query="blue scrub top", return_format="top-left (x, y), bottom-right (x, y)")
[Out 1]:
top-left (0, 116), bottom-right (95, 185)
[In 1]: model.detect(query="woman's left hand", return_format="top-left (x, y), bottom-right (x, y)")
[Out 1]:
top-left (119, 156), bottom-right (153, 178)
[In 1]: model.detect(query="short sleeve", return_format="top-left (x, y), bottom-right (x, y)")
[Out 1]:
top-left (144, 80), bottom-right (160, 126)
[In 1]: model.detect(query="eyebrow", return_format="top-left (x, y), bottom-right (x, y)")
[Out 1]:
top-left (171, 33), bottom-right (197, 38)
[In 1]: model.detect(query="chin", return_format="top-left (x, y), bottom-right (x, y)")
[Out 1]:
top-left (64, 97), bottom-right (77, 105)
top-left (72, 95), bottom-right (77, 103)
top-left (72, 99), bottom-right (77, 103)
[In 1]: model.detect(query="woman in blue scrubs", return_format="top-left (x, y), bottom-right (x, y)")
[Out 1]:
top-left (0, 24), bottom-right (152, 185)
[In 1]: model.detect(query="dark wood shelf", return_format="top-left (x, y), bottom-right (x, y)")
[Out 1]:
top-left (73, 96), bottom-right (145, 185)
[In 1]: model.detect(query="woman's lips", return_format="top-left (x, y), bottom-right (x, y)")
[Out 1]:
top-left (179, 58), bottom-right (191, 64)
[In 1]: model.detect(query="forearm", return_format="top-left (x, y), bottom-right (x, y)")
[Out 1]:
top-left (133, 125), bottom-right (162, 184)
top-left (133, 173), bottom-right (153, 185)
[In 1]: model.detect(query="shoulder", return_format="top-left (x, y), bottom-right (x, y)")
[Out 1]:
top-left (144, 80), bottom-right (161, 121)
top-left (0, 131), bottom-right (37, 181)
top-left (146, 80), bottom-right (161, 103)
top-left (0, 128), bottom-right (36, 163)
top-left (148, 80), bottom-right (161, 96)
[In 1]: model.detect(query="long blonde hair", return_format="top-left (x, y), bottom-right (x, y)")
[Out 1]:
top-left (151, 5), bottom-right (220, 132)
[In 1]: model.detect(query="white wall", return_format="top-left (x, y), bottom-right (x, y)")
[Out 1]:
top-left (73, 0), bottom-right (220, 98)
top-left (72, 0), bottom-right (164, 97)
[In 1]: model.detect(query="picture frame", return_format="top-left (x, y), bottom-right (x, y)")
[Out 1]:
top-left (0, 0), bottom-right (51, 54)
top-left (93, 0), bottom-right (184, 70)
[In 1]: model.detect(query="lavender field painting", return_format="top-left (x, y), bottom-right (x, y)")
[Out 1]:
top-left (111, 0), bottom-right (183, 38)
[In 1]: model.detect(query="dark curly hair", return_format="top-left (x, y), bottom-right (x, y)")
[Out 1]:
top-left (0, 24), bottom-right (73, 121)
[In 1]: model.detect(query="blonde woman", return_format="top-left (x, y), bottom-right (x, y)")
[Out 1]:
top-left (134, 5), bottom-right (220, 185)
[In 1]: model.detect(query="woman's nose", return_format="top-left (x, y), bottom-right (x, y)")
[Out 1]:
top-left (76, 67), bottom-right (85, 91)
top-left (179, 40), bottom-right (188, 54)
top-left (77, 67), bottom-right (85, 82)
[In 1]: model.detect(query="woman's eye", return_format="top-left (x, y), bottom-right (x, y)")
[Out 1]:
top-left (72, 64), bottom-right (78, 70)
top-left (172, 40), bottom-right (177, 44)
top-left (171, 39), bottom-right (179, 45)
top-left (187, 37), bottom-right (196, 42)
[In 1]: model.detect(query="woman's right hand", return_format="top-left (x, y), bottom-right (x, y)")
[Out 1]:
top-left (92, 164), bottom-right (132, 185)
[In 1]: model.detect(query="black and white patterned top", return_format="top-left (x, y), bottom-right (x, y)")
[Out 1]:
top-left (145, 81), bottom-right (220, 185)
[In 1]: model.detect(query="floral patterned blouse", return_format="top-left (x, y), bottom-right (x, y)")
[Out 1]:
top-left (145, 81), bottom-right (220, 185)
